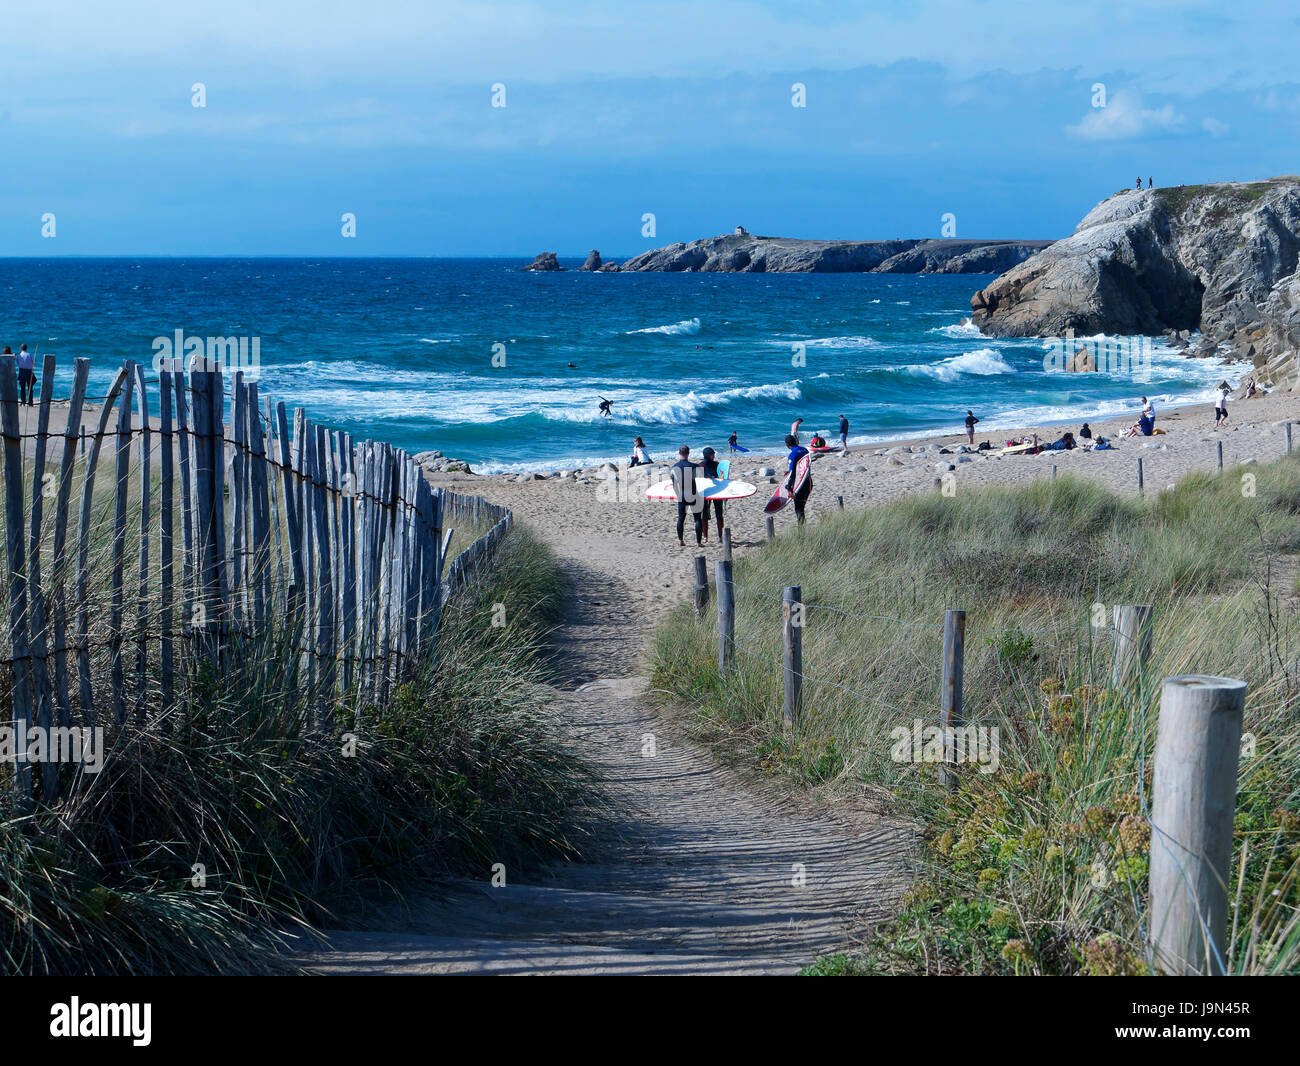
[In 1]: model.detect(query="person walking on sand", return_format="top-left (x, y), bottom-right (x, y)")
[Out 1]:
top-left (1214, 383), bottom-right (1230, 428)
top-left (698, 446), bottom-right (725, 544)
top-left (670, 445), bottom-right (702, 547)
top-left (965, 410), bottom-right (980, 445)
top-left (727, 430), bottom-right (739, 453)
top-left (790, 417), bottom-right (803, 445)
top-left (838, 414), bottom-right (850, 454)
top-left (784, 433), bottom-right (813, 525)
top-left (16, 344), bottom-right (36, 406)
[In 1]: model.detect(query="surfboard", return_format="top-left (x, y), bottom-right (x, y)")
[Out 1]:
top-left (996, 441), bottom-right (1036, 456)
top-left (730, 444), bottom-right (750, 453)
top-left (764, 453), bottom-right (812, 514)
top-left (644, 477), bottom-right (757, 501)
top-left (810, 444), bottom-right (841, 454)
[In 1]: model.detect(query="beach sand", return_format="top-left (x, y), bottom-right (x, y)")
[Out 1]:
top-left (424, 391), bottom-right (1297, 657)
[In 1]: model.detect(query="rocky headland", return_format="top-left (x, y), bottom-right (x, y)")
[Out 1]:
top-left (970, 178), bottom-right (1300, 387)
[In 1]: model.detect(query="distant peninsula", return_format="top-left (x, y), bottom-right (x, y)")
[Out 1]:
top-left (522, 231), bottom-right (1054, 274)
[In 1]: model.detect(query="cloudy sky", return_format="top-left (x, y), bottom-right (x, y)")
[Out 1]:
top-left (2, 1), bottom-right (1297, 255)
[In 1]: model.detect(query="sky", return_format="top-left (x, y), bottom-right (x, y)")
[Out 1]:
top-left (1, 1), bottom-right (1298, 256)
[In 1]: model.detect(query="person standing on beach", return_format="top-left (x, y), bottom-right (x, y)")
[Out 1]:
top-left (16, 344), bottom-right (36, 406)
top-left (790, 417), bottom-right (803, 444)
top-left (965, 409), bottom-right (979, 445)
top-left (1215, 383), bottom-right (1230, 428)
top-left (728, 431), bottom-right (739, 453)
top-left (838, 414), bottom-right (850, 454)
top-left (698, 446), bottom-right (725, 544)
top-left (784, 433), bottom-right (812, 525)
top-left (670, 445), bottom-right (702, 547)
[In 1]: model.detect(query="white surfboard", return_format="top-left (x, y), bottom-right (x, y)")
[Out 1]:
top-left (645, 477), bottom-right (757, 501)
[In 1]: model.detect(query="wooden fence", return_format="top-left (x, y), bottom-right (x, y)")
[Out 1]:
top-left (2, 355), bottom-right (511, 804)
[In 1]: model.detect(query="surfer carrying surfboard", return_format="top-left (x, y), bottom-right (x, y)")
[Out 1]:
top-left (670, 445), bottom-right (703, 547)
top-left (698, 447), bottom-right (726, 543)
top-left (783, 434), bottom-right (813, 524)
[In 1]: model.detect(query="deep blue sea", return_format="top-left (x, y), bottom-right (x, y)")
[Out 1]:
top-left (0, 257), bottom-right (1229, 472)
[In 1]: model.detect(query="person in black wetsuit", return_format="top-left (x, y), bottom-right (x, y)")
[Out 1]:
top-left (598, 396), bottom-right (613, 418)
top-left (699, 446), bottom-right (725, 544)
top-left (670, 445), bottom-right (702, 546)
top-left (784, 434), bottom-right (812, 524)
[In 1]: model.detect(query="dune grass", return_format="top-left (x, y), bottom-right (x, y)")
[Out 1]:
top-left (1, 522), bottom-right (601, 975)
top-left (652, 459), bottom-right (1300, 974)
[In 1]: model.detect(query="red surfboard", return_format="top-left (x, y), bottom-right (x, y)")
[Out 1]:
top-left (764, 452), bottom-right (811, 514)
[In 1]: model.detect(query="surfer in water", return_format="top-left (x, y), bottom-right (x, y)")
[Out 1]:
top-left (598, 396), bottom-right (613, 419)
top-left (670, 445), bottom-right (703, 547)
top-left (699, 446), bottom-right (725, 544)
top-left (784, 434), bottom-right (812, 525)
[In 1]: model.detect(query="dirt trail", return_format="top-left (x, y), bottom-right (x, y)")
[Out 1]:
top-left (302, 496), bottom-right (909, 975)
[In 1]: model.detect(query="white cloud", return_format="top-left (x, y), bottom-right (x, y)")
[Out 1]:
top-left (1202, 116), bottom-right (1230, 136)
top-left (1066, 91), bottom-right (1185, 141)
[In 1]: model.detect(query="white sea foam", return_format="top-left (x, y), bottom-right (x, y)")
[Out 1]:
top-left (929, 317), bottom-right (984, 339)
top-left (901, 348), bottom-right (1016, 382)
top-left (626, 316), bottom-right (702, 336)
top-left (542, 379), bottom-right (803, 426)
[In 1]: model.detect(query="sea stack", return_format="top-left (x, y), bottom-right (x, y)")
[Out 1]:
top-left (579, 249), bottom-right (603, 271)
top-left (523, 251), bottom-right (564, 271)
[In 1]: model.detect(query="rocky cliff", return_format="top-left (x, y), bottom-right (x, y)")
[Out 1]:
top-left (970, 178), bottom-right (1300, 386)
top-left (605, 234), bottom-right (1053, 273)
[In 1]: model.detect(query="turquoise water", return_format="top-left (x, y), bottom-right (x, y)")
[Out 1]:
top-left (0, 257), bottom-right (1228, 471)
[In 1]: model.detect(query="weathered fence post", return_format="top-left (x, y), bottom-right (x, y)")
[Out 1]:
top-left (693, 555), bottom-right (708, 619)
top-left (1111, 604), bottom-right (1153, 688)
top-left (1137, 456), bottom-right (1144, 498)
top-left (765, 516), bottom-right (775, 543)
top-left (0, 357), bottom-right (33, 805)
top-left (716, 559), bottom-right (734, 673)
top-left (939, 608), bottom-right (966, 789)
top-left (782, 585), bottom-right (802, 731)
top-left (1287, 422), bottom-right (1293, 455)
top-left (837, 495), bottom-right (844, 510)
top-left (1217, 440), bottom-right (1223, 474)
top-left (1149, 675), bottom-right (1246, 976)
top-left (722, 527), bottom-right (732, 563)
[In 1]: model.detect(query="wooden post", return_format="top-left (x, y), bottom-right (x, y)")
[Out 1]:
top-left (939, 609), bottom-right (966, 789)
top-left (716, 559), bottom-right (734, 673)
top-left (1287, 422), bottom-right (1293, 455)
top-left (159, 370), bottom-right (175, 721)
top-left (721, 526), bottom-right (732, 563)
top-left (836, 495), bottom-right (844, 509)
top-left (1051, 464), bottom-right (1057, 480)
top-left (1149, 675), bottom-right (1246, 976)
top-left (765, 515), bottom-right (775, 543)
top-left (1111, 604), bottom-right (1153, 688)
top-left (782, 586), bottom-right (802, 731)
top-left (0, 357), bottom-right (33, 805)
top-left (1137, 456), bottom-right (1144, 498)
top-left (693, 555), bottom-right (708, 619)
top-left (1217, 440), bottom-right (1223, 474)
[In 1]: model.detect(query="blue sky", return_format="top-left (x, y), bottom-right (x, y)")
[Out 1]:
top-left (2, 1), bottom-right (1297, 256)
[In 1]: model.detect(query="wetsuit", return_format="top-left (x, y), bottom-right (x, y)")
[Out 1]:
top-left (700, 457), bottom-right (724, 536)
top-left (786, 444), bottom-right (812, 524)
top-left (671, 458), bottom-right (702, 544)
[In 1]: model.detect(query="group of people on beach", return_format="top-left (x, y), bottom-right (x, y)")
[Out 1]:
top-left (2, 344), bottom-right (38, 406)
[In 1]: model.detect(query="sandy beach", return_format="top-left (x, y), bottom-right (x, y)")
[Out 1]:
top-left (423, 389), bottom-right (1298, 655)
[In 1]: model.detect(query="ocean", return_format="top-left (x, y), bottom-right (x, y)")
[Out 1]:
top-left (0, 257), bottom-right (1231, 472)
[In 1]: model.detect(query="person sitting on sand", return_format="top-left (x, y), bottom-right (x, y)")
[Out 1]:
top-left (1245, 376), bottom-right (1257, 398)
top-left (1124, 397), bottom-right (1155, 438)
top-left (629, 436), bottom-right (650, 467)
top-left (670, 446), bottom-right (702, 547)
top-left (965, 410), bottom-right (979, 445)
top-left (809, 432), bottom-right (827, 449)
top-left (698, 446), bottom-right (725, 544)
top-left (784, 434), bottom-right (813, 525)
top-left (1080, 422), bottom-right (1092, 440)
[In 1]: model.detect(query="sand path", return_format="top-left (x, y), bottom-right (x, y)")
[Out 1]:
top-left (302, 486), bottom-right (910, 975)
